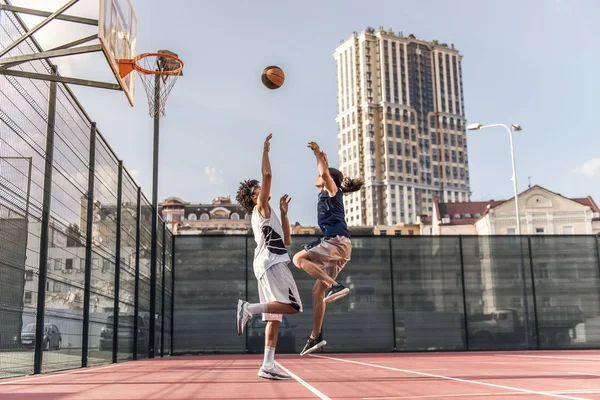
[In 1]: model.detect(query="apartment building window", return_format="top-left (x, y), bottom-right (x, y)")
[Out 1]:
top-left (541, 297), bottom-right (551, 307)
top-left (563, 226), bottom-right (574, 234)
top-left (535, 227), bottom-right (545, 234)
top-left (24, 291), bottom-right (32, 304)
top-left (65, 259), bottom-right (73, 271)
top-left (507, 228), bottom-right (516, 234)
top-left (536, 263), bottom-right (549, 279)
top-left (25, 270), bottom-right (33, 281)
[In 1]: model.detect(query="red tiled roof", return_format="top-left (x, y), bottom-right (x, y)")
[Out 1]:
top-left (572, 196), bottom-right (600, 220)
top-left (436, 200), bottom-right (506, 225)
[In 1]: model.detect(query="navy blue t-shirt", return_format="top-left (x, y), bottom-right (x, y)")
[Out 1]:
top-left (317, 187), bottom-right (350, 238)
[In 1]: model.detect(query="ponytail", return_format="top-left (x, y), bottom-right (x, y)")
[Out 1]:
top-left (328, 167), bottom-right (364, 194)
top-left (340, 177), bottom-right (364, 193)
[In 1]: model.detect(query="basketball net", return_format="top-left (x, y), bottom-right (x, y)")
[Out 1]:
top-left (118, 51), bottom-right (184, 118)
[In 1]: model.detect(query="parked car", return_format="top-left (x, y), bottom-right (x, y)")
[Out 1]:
top-left (17, 323), bottom-right (62, 350)
top-left (247, 315), bottom-right (296, 353)
top-left (99, 314), bottom-right (149, 352)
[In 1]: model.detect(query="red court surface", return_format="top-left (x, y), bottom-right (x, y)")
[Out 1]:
top-left (1, 351), bottom-right (600, 399)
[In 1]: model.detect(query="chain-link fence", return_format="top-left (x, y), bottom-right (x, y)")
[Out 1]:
top-left (0, 3), bottom-right (172, 379)
top-left (173, 235), bottom-right (600, 355)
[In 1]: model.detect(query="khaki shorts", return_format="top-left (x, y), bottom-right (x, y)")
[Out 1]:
top-left (303, 236), bottom-right (352, 280)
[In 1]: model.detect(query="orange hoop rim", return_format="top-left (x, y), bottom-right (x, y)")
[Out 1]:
top-left (118, 52), bottom-right (184, 78)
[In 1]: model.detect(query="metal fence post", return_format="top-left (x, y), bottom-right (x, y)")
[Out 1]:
top-left (596, 235), bottom-right (600, 285)
top-left (244, 236), bottom-right (249, 352)
top-left (33, 65), bottom-right (58, 374)
top-left (133, 187), bottom-right (141, 360)
top-left (458, 236), bottom-right (470, 351)
top-left (161, 222), bottom-right (166, 357)
top-left (388, 237), bottom-right (397, 351)
top-left (526, 236), bottom-right (540, 349)
top-left (81, 121), bottom-right (97, 368)
top-left (112, 161), bottom-right (123, 363)
top-left (170, 232), bottom-right (175, 355)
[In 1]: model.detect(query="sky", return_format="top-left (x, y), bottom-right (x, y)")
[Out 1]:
top-left (11, 0), bottom-right (600, 225)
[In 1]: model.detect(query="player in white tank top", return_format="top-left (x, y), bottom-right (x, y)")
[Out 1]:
top-left (235, 134), bottom-right (302, 380)
top-left (251, 204), bottom-right (290, 280)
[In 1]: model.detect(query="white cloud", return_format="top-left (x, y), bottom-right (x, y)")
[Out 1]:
top-left (204, 167), bottom-right (224, 184)
top-left (575, 159), bottom-right (600, 177)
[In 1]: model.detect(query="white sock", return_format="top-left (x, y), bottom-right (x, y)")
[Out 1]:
top-left (263, 346), bottom-right (275, 369)
top-left (247, 303), bottom-right (267, 314)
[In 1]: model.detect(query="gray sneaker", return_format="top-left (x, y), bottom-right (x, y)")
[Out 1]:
top-left (236, 299), bottom-right (252, 335)
top-left (258, 364), bottom-right (291, 380)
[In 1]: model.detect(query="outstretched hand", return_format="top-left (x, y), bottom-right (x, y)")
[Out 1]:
top-left (279, 194), bottom-right (291, 214)
top-left (307, 141), bottom-right (320, 154)
top-left (264, 133), bottom-right (272, 152)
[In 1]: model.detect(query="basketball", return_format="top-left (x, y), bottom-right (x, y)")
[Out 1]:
top-left (261, 66), bottom-right (285, 89)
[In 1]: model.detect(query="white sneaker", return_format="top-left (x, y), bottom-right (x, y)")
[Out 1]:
top-left (236, 299), bottom-right (252, 335)
top-left (258, 364), bottom-right (291, 380)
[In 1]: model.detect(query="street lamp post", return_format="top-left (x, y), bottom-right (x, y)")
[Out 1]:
top-left (467, 123), bottom-right (523, 234)
top-left (467, 122), bottom-right (533, 348)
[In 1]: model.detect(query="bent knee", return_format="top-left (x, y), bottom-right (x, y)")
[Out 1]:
top-left (292, 251), bottom-right (307, 268)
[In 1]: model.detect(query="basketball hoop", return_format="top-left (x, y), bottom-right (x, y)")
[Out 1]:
top-left (118, 51), bottom-right (184, 118)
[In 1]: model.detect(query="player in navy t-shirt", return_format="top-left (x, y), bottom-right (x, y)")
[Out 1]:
top-left (292, 141), bottom-right (364, 356)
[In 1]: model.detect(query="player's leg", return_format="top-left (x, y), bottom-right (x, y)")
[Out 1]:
top-left (293, 239), bottom-right (350, 303)
top-left (300, 280), bottom-right (328, 356)
top-left (300, 239), bottom-right (352, 356)
top-left (256, 264), bottom-right (302, 380)
top-left (311, 280), bottom-right (327, 338)
top-left (258, 317), bottom-right (291, 380)
top-left (237, 264), bottom-right (301, 336)
top-left (292, 250), bottom-right (337, 286)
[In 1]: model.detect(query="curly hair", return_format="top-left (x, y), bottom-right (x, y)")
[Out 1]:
top-left (236, 179), bottom-right (259, 213)
top-left (328, 168), bottom-right (364, 193)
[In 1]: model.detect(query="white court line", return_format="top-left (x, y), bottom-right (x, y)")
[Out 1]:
top-left (0, 362), bottom-right (127, 385)
top-left (363, 392), bottom-right (526, 399)
top-left (311, 355), bottom-right (590, 400)
top-left (363, 392), bottom-right (600, 400)
top-left (276, 361), bottom-right (331, 400)
top-left (498, 355), bottom-right (600, 361)
top-left (303, 369), bottom-right (449, 372)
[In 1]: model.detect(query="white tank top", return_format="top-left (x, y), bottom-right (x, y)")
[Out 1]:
top-left (251, 206), bottom-right (290, 279)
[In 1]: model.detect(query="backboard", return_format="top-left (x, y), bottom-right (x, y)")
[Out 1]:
top-left (99, 0), bottom-right (137, 106)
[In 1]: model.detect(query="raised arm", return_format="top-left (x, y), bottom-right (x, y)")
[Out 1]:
top-left (257, 134), bottom-right (272, 218)
top-left (279, 194), bottom-right (292, 246)
top-left (308, 141), bottom-right (337, 196)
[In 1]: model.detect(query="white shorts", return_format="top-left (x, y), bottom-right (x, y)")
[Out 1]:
top-left (258, 262), bottom-right (303, 322)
